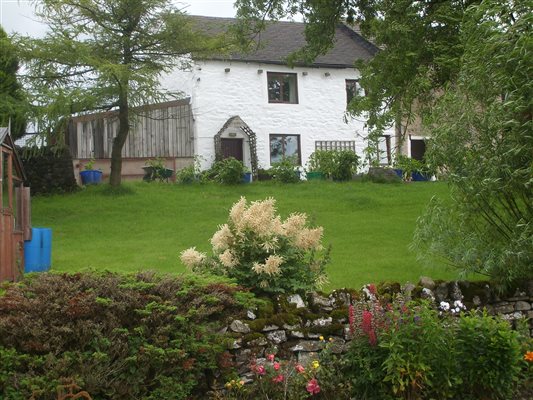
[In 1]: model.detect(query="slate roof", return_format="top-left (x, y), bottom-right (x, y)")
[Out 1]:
top-left (189, 16), bottom-right (377, 68)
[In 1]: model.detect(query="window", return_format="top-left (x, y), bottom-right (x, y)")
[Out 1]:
top-left (270, 134), bottom-right (301, 164)
top-left (268, 72), bottom-right (298, 104)
top-left (346, 79), bottom-right (358, 104)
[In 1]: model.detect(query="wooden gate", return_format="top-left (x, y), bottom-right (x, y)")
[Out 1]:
top-left (1, 127), bottom-right (31, 282)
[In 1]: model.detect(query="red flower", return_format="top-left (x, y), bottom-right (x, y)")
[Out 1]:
top-left (295, 364), bottom-right (305, 373)
top-left (267, 353), bottom-right (275, 362)
top-left (368, 283), bottom-right (377, 295)
top-left (306, 378), bottom-right (321, 395)
top-left (273, 361), bottom-right (281, 371)
top-left (255, 365), bottom-right (266, 375)
top-left (272, 374), bottom-right (284, 383)
top-left (362, 310), bottom-right (373, 334)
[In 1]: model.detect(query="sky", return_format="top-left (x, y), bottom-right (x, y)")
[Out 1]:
top-left (0, 0), bottom-right (238, 36)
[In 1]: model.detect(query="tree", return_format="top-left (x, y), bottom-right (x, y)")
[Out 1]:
top-left (413, 0), bottom-right (533, 287)
top-left (18, 0), bottom-right (228, 186)
top-left (0, 26), bottom-right (27, 139)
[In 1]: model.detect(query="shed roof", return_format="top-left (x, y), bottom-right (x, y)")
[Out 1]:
top-left (0, 126), bottom-right (27, 182)
top-left (190, 16), bottom-right (377, 68)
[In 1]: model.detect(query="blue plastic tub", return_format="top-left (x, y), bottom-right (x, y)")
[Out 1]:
top-left (24, 227), bottom-right (52, 273)
top-left (24, 228), bottom-right (42, 273)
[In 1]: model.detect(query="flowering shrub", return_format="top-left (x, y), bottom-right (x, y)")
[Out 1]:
top-left (180, 197), bottom-right (329, 295)
top-left (343, 293), bottom-right (525, 400)
top-left (219, 339), bottom-right (351, 400)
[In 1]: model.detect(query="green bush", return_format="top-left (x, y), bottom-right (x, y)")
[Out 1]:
top-left (270, 157), bottom-right (300, 183)
top-left (210, 157), bottom-right (245, 185)
top-left (0, 272), bottom-right (245, 399)
top-left (330, 150), bottom-right (359, 181)
top-left (180, 197), bottom-right (329, 295)
top-left (455, 311), bottom-right (522, 399)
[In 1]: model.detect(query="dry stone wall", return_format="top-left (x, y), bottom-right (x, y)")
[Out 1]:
top-left (222, 279), bottom-right (533, 378)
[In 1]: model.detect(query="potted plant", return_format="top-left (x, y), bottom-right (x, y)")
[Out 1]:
top-left (393, 155), bottom-right (429, 182)
top-left (242, 167), bottom-right (253, 183)
top-left (79, 158), bottom-right (102, 185)
top-left (305, 151), bottom-right (325, 180)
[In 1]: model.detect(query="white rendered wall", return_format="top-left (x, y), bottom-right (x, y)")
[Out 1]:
top-left (161, 60), bottom-right (395, 170)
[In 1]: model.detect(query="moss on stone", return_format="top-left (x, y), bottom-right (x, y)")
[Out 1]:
top-left (248, 319), bottom-right (267, 332)
top-left (306, 323), bottom-right (345, 336)
top-left (330, 307), bottom-right (349, 322)
top-left (243, 332), bottom-right (266, 344)
top-left (376, 281), bottom-right (401, 296)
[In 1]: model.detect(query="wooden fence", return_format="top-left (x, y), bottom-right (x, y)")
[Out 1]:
top-left (67, 99), bottom-right (194, 159)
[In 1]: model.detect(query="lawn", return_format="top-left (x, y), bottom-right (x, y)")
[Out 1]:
top-left (31, 180), bottom-right (458, 290)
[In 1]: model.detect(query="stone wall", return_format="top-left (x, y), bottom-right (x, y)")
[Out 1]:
top-left (223, 279), bottom-right (533, 379)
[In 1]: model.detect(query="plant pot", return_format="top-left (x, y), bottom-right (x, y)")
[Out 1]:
top-left (393, 168), bottom-right (403, 178)
top-left (242, 172), bottom-right (252, 183)
top-left (306, 171), bottom-right (324, 181)
top-left (412, 172), bottom-right (430, 181)
top-left (80, 170), bottom-right (102, 185)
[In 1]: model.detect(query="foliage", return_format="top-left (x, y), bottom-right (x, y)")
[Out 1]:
top-left (270, 157), bottom-right (300, 183)
top-left (209, 157), bottom-right (247, 185)
top-left (0, 26), bottom-right (27, 139)
top-left (17, 0), bottom-right (229, 185)
top-left (306, 150), bottom-right (359, 181)
top-left (306, 150), bottom-right (334, 176)
top-left (455, 311), bottom-right (522, 400)
top-left (0, 272), bottom-right (246, 399)
top-left (413, 0), bottom-right (533, 288)
top-left (83, 158), bottom-right (96, 171)
top-left (343, 298), bottom-right (524, 400)
top-left (180, 197), bottom-right (329, 295)
top-left (393, 156), bottom-right (424, 182)
top-left (330, 151), bottom-right (359, 182)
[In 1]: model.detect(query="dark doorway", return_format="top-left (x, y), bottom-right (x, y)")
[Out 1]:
top-left (221, 138), bottom-right (243, 161)
top-left (410, 139), bottom-right (426, 161)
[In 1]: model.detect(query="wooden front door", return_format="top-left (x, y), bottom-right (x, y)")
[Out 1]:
top-left (221, 138), bottom-right (243, 161)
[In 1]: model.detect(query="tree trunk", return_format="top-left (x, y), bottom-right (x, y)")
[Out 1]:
top-left (109, 88), bottom-right (129, 186)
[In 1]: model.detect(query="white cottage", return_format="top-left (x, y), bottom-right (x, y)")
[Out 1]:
top-left (161, 16), bottom-right (396, 174)
top-left (67, 16), bottom-right (397, 181)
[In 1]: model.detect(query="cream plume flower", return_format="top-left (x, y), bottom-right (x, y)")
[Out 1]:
top-left (295, 227), bottom-right (323, 250)
top-left (219, 249), bottom-right (238, 268)
top-left (263, 255), bottom-right (284, 275)
top-left (282, 213), bottom-right (307, 238)
top-left (180, 247), bottom-right (206, 268)
top-left (211, 224), bottom-right (234, 252)
top-left (229, 197), bottom-right (247, 230)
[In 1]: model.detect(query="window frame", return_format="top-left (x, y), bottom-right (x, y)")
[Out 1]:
top-left (269, 134), bottom-right (301, 165)
top-left (376, 135), bottom-right (392, 166)
top-left (267, 72), bottom-right (299, 104)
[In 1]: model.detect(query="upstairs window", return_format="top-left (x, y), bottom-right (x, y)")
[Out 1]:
top-left (346, 79), bottom-right (359, 104)
top-left (268, 72), bottom-right (298, 104)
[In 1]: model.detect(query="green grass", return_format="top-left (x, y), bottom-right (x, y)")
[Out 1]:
top-left (31, 180), bottom-right (457, 290)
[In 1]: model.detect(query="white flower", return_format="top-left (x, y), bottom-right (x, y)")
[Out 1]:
top-left (439, 301), bottom-right (450, 311)
top-left (180, 247), bottom-right (206, 268)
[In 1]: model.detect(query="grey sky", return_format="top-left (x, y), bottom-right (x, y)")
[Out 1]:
top-left (0, 0), bottom-right (237, 36)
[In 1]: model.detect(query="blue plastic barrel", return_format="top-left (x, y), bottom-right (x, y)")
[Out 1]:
top-left (40, 228), bottom-right (52, 271)
top-left (24, 228), bottom-right (42, 273)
